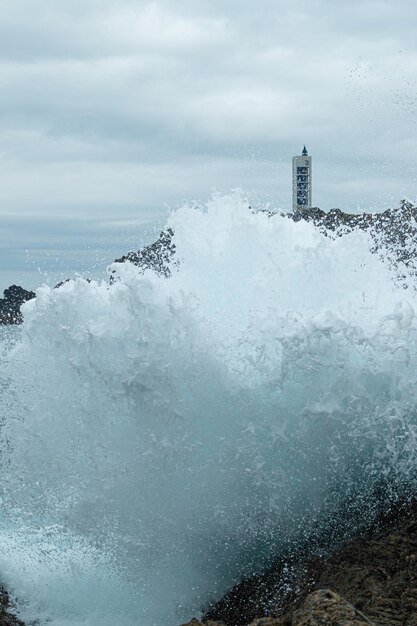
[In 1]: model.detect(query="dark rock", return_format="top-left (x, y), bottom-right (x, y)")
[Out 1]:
top-left (184, 589), bottom-right (373, 626)
top-left (112, 227), bottom-right (176, 279)
top-left (0, 587), bottom-right (24, 625)
top-left (290, 589), bottom-right (372, 626)
top-left (0, 278), bottom-right (92, 326)
top-left (312, 515), bottom-right (417, 626)
top-left (0, 285), bottom-right (35, 325)
top-left (291, 200), bottom-right (417, 286)
top-left (54, 278), bottom-right (91, 289)
top-left (202, 500), bottom-right (417, 626)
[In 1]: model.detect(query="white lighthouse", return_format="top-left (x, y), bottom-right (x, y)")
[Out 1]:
top-left (292, 146), bottom-right (312, 211)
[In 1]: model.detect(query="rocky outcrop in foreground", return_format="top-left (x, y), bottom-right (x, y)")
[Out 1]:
top-left (185, 501), bottom-right (417, 626)
top-left (0, 588), bottom-right (23, 626)
top-left (5, 502), bottom-right (417, 626)
top-left (184, 590), bottom-right (373, 626)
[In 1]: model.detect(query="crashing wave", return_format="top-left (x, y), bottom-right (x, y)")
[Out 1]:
top-left (1, 192), bottom-right (417, 626)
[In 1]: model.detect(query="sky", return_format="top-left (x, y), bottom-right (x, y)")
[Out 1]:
top-left (1, 0), bottom-right (417, 291)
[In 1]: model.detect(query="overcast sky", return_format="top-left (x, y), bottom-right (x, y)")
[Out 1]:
top-left (1, 0), bottom-right (417, 290)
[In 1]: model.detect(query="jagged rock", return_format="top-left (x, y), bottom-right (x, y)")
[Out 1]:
top-left (291, 589), bottom-right (372, 626)
top-left (112, 227), bottom-right (176, 278)
top-left (202, 501), bottom-right (417, 626)
top-left (314, 519), bottom-right (417, 626)
top-left (292, 200), bottom-right (417, 286)
top-left (0, 285), bottom-right (35, 325)
top-left (248, 618), bottom-right (285, 626)
top-left (0, 587), bottom-right (24, 625)
top-left (0, 278), bottom-right (92, 326)
top-left (53, 278), bottom-right (91, 289)
top-left (184, 590), bottom-right (373, 626)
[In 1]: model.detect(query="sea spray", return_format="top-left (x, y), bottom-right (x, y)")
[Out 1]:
top-left (1, 193), bottom-right (417, 625)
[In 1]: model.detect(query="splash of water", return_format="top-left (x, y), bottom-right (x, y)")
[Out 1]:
top-left (1, 192), bottom-right (417, 625)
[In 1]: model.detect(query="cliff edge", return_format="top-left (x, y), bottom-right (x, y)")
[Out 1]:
top-left (189, 500), bottom-right (417, 626)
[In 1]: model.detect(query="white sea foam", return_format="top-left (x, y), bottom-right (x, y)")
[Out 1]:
top-left (1, 192), bottom-right (417, 625)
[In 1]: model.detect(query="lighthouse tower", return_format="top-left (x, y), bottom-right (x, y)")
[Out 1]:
top-left (292, 146), bottom-right (312, 211)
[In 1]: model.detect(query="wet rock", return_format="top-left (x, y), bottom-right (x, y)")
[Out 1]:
top-left (112, 227), bottom-right (176, 278)
top-left (314, 520), bottom-right (417, 626)
top-left (248, 618), bottom-right (285, 626)
top-left (291, 589), bottom-right (372, 626)
top-left (189, 589), bottom-right (373, 626)
top-left (0, 588), bottom-right (24, 625)
top-left (201, 501), bottom-right (417, 626)
top-left (291, 200), bottom-right (417, 286)
top-left (0, 285), bottom-right (35, 325)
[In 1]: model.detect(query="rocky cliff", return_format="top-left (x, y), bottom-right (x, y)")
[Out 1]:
top-left (183, 499), bottom-right (417, 626)
top-left (293, 200), bottom-right (417, 286)
top-left (4, 200), bottom-right (417, 322)
top-left (112, 200), bottom-right (417, 284)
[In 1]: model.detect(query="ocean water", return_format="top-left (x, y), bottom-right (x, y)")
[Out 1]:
top-left (1, 192), bottom-right (417, 625)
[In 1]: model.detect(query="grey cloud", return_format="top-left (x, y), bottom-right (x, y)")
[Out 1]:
top-left (0, 0), bottom-right (417, 289)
